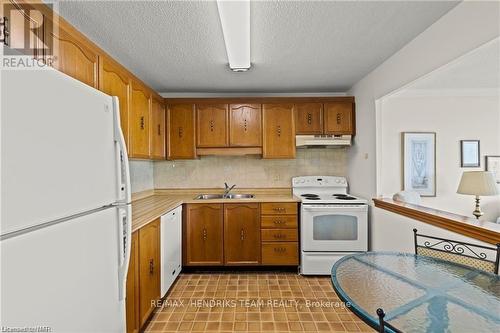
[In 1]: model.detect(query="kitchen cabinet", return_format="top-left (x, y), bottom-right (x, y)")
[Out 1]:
top-left (294, 103), bottom-right (323, 135)
top-left (184, 204), bottom-right (224, 266)
top-left (261, 202), bottom-right (298, 215)
top-left (166, 104), bottom-right (197, 159)
top-left (229, 104), bottom-right (262, 147)
top-left (224, 203), bottom-right (261, 265)
top-left (130, 81), bottom-right (151, 159)
top-left (196, 104), bottom-right (229, 147)
top-left (125, 231), bottom-right (139, 333)
top-left (261, 242), bottom-right (299, 265)
top-left (160, 206), bottom-right (182, 296)
top-left (138, 218), bottom-right (160, 327)
top-left (150, 97), bottom-right (165, 159)
top-left (324, 102), bottom-right (355, 135)
top-left (99, 56), bottom-right (131, 149)
top-left (262, 104), bottom-right (296, 159)
top-left (45, 17), bottom-right (99, 88)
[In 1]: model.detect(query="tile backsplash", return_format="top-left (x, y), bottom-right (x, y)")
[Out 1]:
top-left (154, 148), bottom-right (347, 188)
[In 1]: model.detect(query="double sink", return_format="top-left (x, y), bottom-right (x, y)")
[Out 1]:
top-left (195, 193), bottom-right (255, 200)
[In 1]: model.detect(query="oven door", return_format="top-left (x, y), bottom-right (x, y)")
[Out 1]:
top-left (301, 204), bottom-right (368, 252)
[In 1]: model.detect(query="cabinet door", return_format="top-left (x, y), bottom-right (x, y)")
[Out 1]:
top-left (125, 231), bottom-right (139, 333)
top-left (229, 104), bottom-right (262, 147)
top-left (184, 204), bottom-right (223, 266)
top-left (99, 57), bottom-right (131, 149)
top-left (167, 104), bottom-right (196, 159)
top-left (3, 1), bottom-right (45, 60)
top-left (138, 219), bottom-right (160, 327)
top-left (262, 104), bottom-right (296, 159)
top-left (196, 104), bottom-right (229, 147)
top-left (130, 81), bottom-right (151, 158)
top-left (150, 98), bottom-right (165, 159)
top-left (45, 18), bottom-right (99, 88)
top-left (294, 103), bottom-right (323, 135)
top-left (224, 203), bottom-right (261, 265)
top-left (324, 102), bottom-right (354, 135)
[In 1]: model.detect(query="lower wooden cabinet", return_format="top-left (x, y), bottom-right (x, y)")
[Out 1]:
top-left (224, 203), bottom-right (261, 265)
top-left (138, 219), bottom-right (161, 326)
top-left (126, 231), bottom-right (139, 333)
top-left (261, 242), bottom-right (299, 265)
top-left (184, 204), bottom-right (224, 266)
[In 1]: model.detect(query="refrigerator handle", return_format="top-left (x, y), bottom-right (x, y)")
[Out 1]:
top-left (117, 204), bottom-right (132, 301)
top-left (112, 96), bottom-right (131, 204)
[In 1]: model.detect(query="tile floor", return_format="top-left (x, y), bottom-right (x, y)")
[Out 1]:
top-left (145, 272), bottom-right (374, 332)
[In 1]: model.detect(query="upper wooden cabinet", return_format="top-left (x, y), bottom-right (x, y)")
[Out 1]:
top-left (150, 98), bottom-right (165, 159)
top-left (262, 104), bottom-right (296, 159)
top-left (324, 102), bottom-right (355, 135)
top-left (184, 204), bottom-right (224, 266)
top-left (166, 104), bottom-right (196, 160)
top-left (224, 203), bottom-right (261, 265)
top-left (99, 56), bottom-right (131, 149)
top-left (138, 219), bottom-right (161, 327)
top-left (229, 104), bottom-right (262, 147)
top-left (125, 231), bottom-right (139, 333)
top-left (196, 104), bottom-right (229, 147)
top-left (45, 17), bottom-right (99, 88)
top-left (129, 81), bottom-right (151, 159)
top-left (295, 103), bottom-right (323, 135)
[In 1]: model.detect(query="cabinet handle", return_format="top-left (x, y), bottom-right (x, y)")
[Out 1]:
top-left (277, 125), bottom-right (281, 137)
top-left (273, 233), bottom-right (285, 239)
top-left (0, 17), bottom-right (9, 46)
top-left (307, 113), bottom-right (312, 125)
top-left (202, 228), bottom-right (207, 241)
top-left (209, 120), bottom-right (214, 132)
top-left (273, 247), bottom-right (286, 253)
top-left (157, 124), bottom-right (161, 136)
top-left (272, 207), bottom-right (285, 212)
top-left (240, 228), bottom-right (245, 241)
top-left (178, 126), bottom-right (183, 138)
top-left (244, 119), bottom-right (248, 132)
top-left (273, 220), bottom-right (284, 225)
top-left (149, 259), bottom-right (154, 274)
top-left (336, 113), bottom-right (341, 125)
top-left (140, 116), bottom-right (145, 130)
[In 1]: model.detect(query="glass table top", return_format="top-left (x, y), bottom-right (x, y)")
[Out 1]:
top-left (331, 252), bottom-right (500, 333)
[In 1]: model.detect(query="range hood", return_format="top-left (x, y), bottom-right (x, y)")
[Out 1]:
top-left (296, 135), bottom-right (352, 147)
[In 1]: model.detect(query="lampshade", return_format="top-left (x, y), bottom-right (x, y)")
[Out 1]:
top-left (457, 171), bottom-right (499, 196)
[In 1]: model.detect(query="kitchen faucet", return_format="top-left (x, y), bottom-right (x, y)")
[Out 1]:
top-left (223, 182), bottom-right (236, 198)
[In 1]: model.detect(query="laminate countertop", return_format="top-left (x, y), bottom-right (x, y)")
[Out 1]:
top-left (131, 188), bottom-right (300, 232)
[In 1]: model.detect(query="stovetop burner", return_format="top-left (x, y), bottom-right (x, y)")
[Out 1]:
top-left (301, 194), bottom-right (319, 198)
top-left (305, 197), bottom-right (321, 200)
top-left (333, 194), bottom-right (356, 200)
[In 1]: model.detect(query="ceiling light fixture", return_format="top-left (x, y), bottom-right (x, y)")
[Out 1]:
top-left (216, 0), bottom-right (251, 72)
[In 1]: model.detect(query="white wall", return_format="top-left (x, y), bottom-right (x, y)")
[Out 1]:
top-left (347, 1), bottom-right (500, 200)
top-left (347, 1), bottom-right (500, 249)
top-left (379, 95), bottom-right (500, 221)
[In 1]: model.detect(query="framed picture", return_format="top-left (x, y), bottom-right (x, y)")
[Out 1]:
top-left (460, 140), bottom-right (480, 167)
top-left (402, 132), bottom-right (436, 197)
top-left (485, 155), bottom-right (500, 184)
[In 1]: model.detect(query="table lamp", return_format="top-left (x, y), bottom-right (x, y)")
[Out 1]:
top-left (457, 171), bottom-right (499, 219)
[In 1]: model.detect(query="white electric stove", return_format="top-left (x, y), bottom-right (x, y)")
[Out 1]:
top-left (292, 176), bottom-right (368, 275)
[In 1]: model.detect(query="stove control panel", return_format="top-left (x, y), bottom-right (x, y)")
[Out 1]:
top-left (292, 176), bottom-right (347, 188)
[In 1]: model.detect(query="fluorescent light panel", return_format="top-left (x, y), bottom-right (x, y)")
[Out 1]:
top-left (216, 0), bottom-right (251, 71)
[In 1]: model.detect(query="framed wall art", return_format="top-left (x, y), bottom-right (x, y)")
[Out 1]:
top-left (485, 155), bottom-right (500, 184)
top-left (460, 140), bottom-right (480, 167)
top-left (402, 132), bottom-right (436, 197)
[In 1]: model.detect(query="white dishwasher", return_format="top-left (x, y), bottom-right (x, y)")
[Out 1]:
top-left (160, 205), bottom-right (182, 296)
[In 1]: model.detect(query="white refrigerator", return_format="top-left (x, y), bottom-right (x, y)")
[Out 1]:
top-left (1, 68), bottom-right (132, 332)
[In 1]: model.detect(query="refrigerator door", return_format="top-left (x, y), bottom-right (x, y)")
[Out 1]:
top-left (1, 69), bottom-right (125, 236)
top-left (0, 206), bottom-right (127, 332)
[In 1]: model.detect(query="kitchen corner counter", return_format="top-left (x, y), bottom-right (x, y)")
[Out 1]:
top-left (131, 188), bottom-right (300, 232)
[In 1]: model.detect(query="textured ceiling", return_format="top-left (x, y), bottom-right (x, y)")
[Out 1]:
top-left (56, 0), bottom-right (459, 93)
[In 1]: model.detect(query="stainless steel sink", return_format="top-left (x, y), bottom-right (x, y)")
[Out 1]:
top-left (194, 193), bottom-right (254, 200)
top-left (225, 194), bottom-right (254, 199)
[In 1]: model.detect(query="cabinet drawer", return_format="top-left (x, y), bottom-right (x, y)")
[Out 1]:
top-left (261, 215), bottom-right (297, 229)
top-left (261, 203), bottom-right (297, 215)
top-left (262, 229), bottom-right (298, 242)
top-left (261, 242), bottom-right (298, 265)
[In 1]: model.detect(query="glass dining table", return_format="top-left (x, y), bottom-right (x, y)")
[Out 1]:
top-left (331, 252), bottom-right (500, 332)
